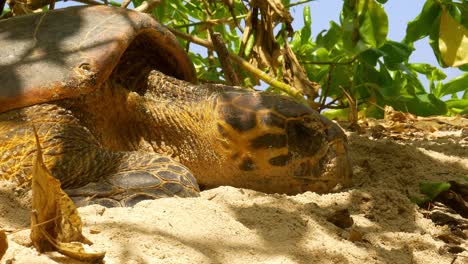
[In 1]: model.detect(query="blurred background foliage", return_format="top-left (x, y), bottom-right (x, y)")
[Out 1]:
top-left (2, 0), bottom-right (467, 119)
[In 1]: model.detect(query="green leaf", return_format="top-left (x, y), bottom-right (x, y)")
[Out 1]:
top-left (440, 73), bottom-right (468, 96)
top-left (390, 94), bottom-right (447, 116)
top-left (109, 1), bottom-right (121, 7)
top-left (301, 6), bottom-right (312, 44)
top-left (132, 0), bottom-right (144, 7)
top-left (322, 109), bottom-right (350, 121)
top-left (460, 64), bottom-right (468, 71)
top-left (445, 99), bottom-right (468, 110)
top-left (358, 0), bottom-right (388, 48)
top-left (376, 61), bottom-right (399, 96)
top-left (342, 0), bottom-right (388, 55)
top-left (379, 41), bottom-right (414, 67)
top-left (408, 63), bottom-right (446, 89)
top-left (419, 182), bottom-right (451, 201)
top-left (1, 7), bottom-right (10, 16)
top-left (359, 48), bottom-right (384, 66)
top-left (428, 12), bottom-right (445, 67)
top-left (439, 8), bottom-right (468, 67)
top-left (404, 0), bottom-right (442, 43)
top-left (317, 21), bottom-right (342, 50)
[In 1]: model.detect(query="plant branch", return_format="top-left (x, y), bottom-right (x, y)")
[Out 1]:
top-left (301, 57), bottom-right (357, 65)
top-left (48, 0), bottom-right (55, 10)
top-left (211, 31), bottom-right (241, 86)
top-left (121, 0), bottom-right (131, 8)
top-left (135, 0), bottom-right (161, 13)
top-left (287, 0), bottom-right (316, 8)
top-left (319, 64), bottom-right (335, 112)
top-left (0, 0), bottom-right (5, 15)
top-left (174, 0), bottom-right (312, 30)
top-left (175, 14), bottom-right (248, 29)
top-left (170, 28), bottom-right (306, 102)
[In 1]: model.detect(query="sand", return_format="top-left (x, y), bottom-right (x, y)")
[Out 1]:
top-left (1, 117), bottom-right (467, 264)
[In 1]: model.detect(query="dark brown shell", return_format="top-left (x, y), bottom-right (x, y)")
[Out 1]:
top-left (0, 6), bottom-right (196, 113)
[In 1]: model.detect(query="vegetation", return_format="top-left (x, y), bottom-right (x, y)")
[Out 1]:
top-left (139, 0), bottom-right (468, 118)
top-left (2, 0), bottom-right (467, 119)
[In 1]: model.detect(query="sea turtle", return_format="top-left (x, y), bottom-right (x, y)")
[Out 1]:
top-left (0, 5), bottom-right (352, 207)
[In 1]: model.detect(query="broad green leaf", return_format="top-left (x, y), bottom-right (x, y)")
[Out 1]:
top-left (325, 65), bottom-right (353, 98)
top-left (440, 73), bottom-right (468, 96)
top-left (390, 94), bottom-right (447, 116)
top-left (408, 63), bottom-right (446, 83)
top-left (341, 1), bottom-right (365, 55)
top-left (379, 41), bottom-right (414, 67)
top-left (322, 109), bottom-right (350, 121)
top-left (109, 1), bottom-right (121, 7)
top-left (429, 14), bottom-right (444, 67)
top-left (419, 182), bottom-right (451, 200)
top-left (358, 0), bottom-right (388, 48)
top-left (1, 8), bottom-right (10, 17)
top-left (316, 21), bottom-right (342, 50)
top-left (311, 47), bottom-right (330, 61)
top-left (445, 99), bottom-right (468, 110)
top-left (414, 94), bottom-right (447, 116)
top-left (404, 0), bottom-right (441, 43)
top-left (404, 70), bottom-right (429, 95)
top-left (460, 64), bottom-right (468, 71)
top-left (342, 0), bottom-right (388, 55)
top-left (376, 61), bottom-right (399, 96)
top-left (359, 48), bottom-right (384, 66)
top-left (132, 0), bottom-right (144, 7)
top-left (364, 104), bottom-right (384, 118)
top-left (439, 9), bottom-right (468, 67)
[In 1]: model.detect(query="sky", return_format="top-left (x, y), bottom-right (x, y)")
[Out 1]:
top-left (52, 0), bottom-right (463, 89)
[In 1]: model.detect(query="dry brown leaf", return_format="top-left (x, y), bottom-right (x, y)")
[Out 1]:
top-left (384, 105), bottom-right (416, 123)
top-left (341, 87), bottom-right (358, 124)
top-left (282, 41), bottom-right (319, 101)
top-left (30, 127), bottom-right (105, 262)
top-left (247, 0), bottom-right (292, 71)
top-left (252, 0), bottom-right (293, 24)
top-left (0, 229), bottom-right (7, 261)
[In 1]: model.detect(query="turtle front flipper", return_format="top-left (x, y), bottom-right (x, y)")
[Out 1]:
top-left (0, 103), bottom-right (199, 207)
top-left (66, 151), bottom-right (199, 207)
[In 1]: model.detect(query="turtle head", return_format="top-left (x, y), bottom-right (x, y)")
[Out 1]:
top-left (216, 91), bottom-right (352, 194)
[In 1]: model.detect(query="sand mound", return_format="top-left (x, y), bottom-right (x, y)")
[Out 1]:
top-left (1, 119), bottom-right (467, 264)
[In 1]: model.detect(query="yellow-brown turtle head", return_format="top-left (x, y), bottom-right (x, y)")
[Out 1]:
top-left (215, 90), bottom-right (352, 194)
